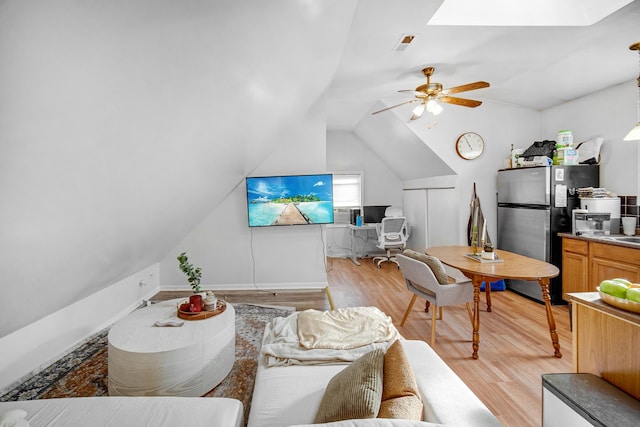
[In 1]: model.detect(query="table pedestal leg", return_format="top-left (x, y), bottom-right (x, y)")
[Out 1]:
top-left (539, 279), bottom-right (562, 358)
top-left (471, 277), bottom-right (482, 359)
top-left (349, 228), bottom-right (361, 266)
top-left (484, 281), bottom-right (492, 312)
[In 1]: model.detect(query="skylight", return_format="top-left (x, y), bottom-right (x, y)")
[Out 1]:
top-left (427, 0), bottom-right (633, 26)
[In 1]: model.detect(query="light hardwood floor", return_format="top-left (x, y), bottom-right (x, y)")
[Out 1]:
top-left (155, 256), bottom-right (573, 427)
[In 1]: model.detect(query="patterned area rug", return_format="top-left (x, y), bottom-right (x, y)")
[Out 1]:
top-left (0, 303), bottom-right (293, 426)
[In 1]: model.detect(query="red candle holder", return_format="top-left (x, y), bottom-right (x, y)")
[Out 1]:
top-left (189, 294), bottom-right (202, 313)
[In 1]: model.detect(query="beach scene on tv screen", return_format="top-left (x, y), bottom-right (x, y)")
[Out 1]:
top-left (246, 174), bottom-right (334, 226)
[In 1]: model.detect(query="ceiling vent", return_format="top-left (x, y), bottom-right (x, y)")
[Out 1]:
top-left (393, 34), bottom-right (416, 52)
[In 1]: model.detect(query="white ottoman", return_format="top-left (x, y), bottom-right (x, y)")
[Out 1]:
top-left (108, 299), bottom-right (235, 397)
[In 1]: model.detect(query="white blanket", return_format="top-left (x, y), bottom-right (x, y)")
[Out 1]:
top-left (260, 307), bottom-right (400, 367)
top-left (0, 410), bottom-right (29, 427)
top-left (297, 306), bottom-right (399, 349)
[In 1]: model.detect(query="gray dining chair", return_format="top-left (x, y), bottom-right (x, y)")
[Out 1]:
top-left (396, 251), bottom-right (474, 346)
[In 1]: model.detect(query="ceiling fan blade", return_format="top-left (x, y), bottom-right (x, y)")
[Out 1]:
top-left (442, 81), bottom-right (490, 95)
top-left (438, 96), bottom-right (483, 108)
top-left (371, 99), bottom-right (418, 115)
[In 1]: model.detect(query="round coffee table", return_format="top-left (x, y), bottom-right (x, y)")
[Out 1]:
top-left (108, 298), bottom-right (235, 397)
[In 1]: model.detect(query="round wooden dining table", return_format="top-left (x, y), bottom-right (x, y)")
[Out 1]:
top-left (425, 246), bottom-right (561, 360)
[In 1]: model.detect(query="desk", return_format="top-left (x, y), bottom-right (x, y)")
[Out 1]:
top-left (347, 223), bottom-right (378, 265)
top-left (425, 246), bottom-right (560, 359)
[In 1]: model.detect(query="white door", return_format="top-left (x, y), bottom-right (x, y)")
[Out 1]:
top-left (403, 188), bottom-right (459, 252)
top-left (402, 189), bottom-right (428, 252)
top-left (426, 188), bottom-right (459, 248)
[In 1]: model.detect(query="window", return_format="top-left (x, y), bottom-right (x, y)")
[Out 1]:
top-left (332, 173), bottom-right (362, 208)
top-left (332, 173), bottom-right (362, 224)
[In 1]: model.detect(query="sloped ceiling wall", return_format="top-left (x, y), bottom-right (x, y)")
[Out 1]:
top-left (0, 0), bottom-right (357, 337)
top-left (354, 101), bottom-right (456, 180)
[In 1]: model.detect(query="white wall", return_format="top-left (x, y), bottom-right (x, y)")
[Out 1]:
top-left (542, 80), bottom-right (639, 196)
top-left (0, 0), bottom-right (356, 340)
top-left (338, 79), bottom-right (639, 252)
top-left (409, 101), bottom-right (543, 245)
top-left (159, 101), bottom-right (332, 290)
top-left (0, 264), bottom-right (159, 393)
top-left (373, 99), bottom-right (543, 245)
top-left (327, 131), bottom-right (404, 206)
top-left (326, 131), bottom-right (403, 257)
top-left (0, 0), bottom-right (356, 389)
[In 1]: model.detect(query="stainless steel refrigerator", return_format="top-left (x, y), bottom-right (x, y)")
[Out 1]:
top-left (497, 165), bottom-right (599, 304)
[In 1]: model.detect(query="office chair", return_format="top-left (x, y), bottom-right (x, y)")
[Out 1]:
top-left (384, 206), bottom-right (403, 217)
top-left (396, 252), bottom-right (474, 346)
top-left (372, 216), bottom-right (408, 268)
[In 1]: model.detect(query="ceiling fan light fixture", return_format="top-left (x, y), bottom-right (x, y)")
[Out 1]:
top-left (623, 123), bottom-right (640, 141)
top-left (371, 66), bottom-right (488, 118)
top-left (427, 99), bottom-right (443, 115)
top-left (410, 102), bottom-right (426, 120)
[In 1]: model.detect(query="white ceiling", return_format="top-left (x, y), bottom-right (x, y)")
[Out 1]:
top-left (326, 0), bottom-right (640, 130)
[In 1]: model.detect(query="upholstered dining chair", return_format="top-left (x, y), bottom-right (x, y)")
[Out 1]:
top-left (396, 251), bottom-right (474, 346)
top-left (372, 216), bottom-right (408, 268)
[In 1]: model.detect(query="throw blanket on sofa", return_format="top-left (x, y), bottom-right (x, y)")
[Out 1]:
top-left (261, 307), bottom-right (400, 367)
top-left (297, 306), bottom-right (399, 350)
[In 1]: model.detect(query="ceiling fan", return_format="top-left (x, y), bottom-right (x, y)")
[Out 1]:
top-left (372, 67), bottom-right (490, 120)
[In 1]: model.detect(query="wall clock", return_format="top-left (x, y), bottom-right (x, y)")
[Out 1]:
top-left (455, 132), bottom-right (484, 160)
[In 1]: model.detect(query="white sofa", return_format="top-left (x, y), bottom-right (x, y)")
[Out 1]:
top-left (0, 396), bottom-right (243, 427)
top-left (247, 339), bottom-right (502, 427)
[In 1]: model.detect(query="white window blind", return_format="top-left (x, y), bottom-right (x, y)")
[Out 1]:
top-left (332, 173), bottom-right (362, 208)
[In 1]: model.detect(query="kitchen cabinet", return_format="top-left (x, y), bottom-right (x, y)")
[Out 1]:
top-left (561, 238), bottom-right (589, 300)
top-left (561, 235), bottom-right (640, 301)
top-left (590, 242), bottom-right (640, 285)
top-left (568, 292), bottom-right (640, 401)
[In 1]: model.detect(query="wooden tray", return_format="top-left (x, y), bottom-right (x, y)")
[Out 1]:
top-left (177, 300), bottom-right (227, 320)
top-left (464, 253), bottom-right (504, 263)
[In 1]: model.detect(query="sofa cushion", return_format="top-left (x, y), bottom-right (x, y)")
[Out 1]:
top-left (378, 340), bottom-right (423, 420)
top-left (314, 348), bottom-right (385, 423)
top-left (402, 250), bottom-right (449, 285)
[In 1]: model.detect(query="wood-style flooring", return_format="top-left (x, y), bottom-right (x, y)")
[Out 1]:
top-left (154, 256), bottom-right (573, 427)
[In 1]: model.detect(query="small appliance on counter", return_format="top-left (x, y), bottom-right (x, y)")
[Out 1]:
top-left (573, 212), bottom-right (611, 236)
top-left (579, 197), bottom-right (620, 233)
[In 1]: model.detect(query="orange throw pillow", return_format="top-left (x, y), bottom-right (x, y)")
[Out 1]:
top-left (378, 340), bottom-right (423, 420)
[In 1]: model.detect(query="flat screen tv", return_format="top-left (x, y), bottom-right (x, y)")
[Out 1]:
top-left (246, 173), bottom-right (334, 227)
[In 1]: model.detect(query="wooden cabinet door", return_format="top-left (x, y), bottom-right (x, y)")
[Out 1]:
top-left (590, 242), bottom-right (640, 288)
top-left (562, 251), bottom-right (589, 299)
top-left (591, 257), bottom-right (640, 288)
top-left (562, 237), bottom-right (590, 301)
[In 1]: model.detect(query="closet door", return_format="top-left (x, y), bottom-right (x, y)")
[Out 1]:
top-left (426, 188), bottom-right (458, 247)
top-left (402, 189), bottom-right (428, 252)
top-left (403, 188), bottom-right (459, 252)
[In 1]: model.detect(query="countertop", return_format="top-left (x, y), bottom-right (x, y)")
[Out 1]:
top-left (568, 292), bottom-right (640, 325)
top-left (542, 373), bottom-right (640, 427)
top-left (558, 232), bottom-right (640, 250)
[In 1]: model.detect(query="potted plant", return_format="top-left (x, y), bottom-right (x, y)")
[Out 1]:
top-left (177, 252), bottom-right (204, 312)
top-left (482, 243), bottom-right (495, 260)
